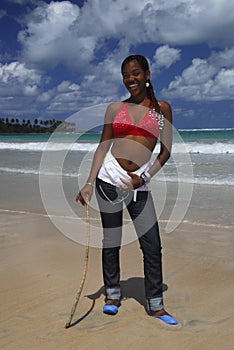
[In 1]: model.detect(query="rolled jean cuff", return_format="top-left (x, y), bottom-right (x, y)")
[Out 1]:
top-left (105, 287), bottom-right (121, 300)
top-left (147, 296), bottom-right (164, 312)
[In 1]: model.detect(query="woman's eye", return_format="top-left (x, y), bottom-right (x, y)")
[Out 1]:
top-left (123, 71), bottom-right (140, 79)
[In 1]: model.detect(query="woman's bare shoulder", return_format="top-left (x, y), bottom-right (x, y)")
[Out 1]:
top-left (107, 101), bottom-right (124, 113)
top-left (105, 102), bottom-right (124, 121)
top-left (159, 100), bottom-right (172, 121)
top-left (159, 100), bottom-right (171, 111)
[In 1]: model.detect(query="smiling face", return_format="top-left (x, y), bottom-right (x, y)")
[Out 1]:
top-left (122, 59), bottom-right (150, 101)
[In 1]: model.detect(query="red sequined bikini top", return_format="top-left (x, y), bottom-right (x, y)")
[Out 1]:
top-left (112, 102), bottom-right (163, 138)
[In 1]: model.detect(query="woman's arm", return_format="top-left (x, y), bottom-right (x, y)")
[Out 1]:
top-left (147, 100), bottom-right (172, 177)
top-left (76, 104), bottom-right (115, 205)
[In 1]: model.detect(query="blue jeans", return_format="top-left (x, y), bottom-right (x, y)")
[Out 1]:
top-left (95, 177), bottom-right (164, 312)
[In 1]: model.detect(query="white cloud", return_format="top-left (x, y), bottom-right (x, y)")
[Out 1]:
top-left (0, 55), bottom-right (121, 117)
top-left (0, 61), bottom-right (43, 114)
top-left (18, 0), bottom-right (234, 73)
top-left (151, 45), bottom-right (181, 72)
top-left (56, 80), bottom-right (80, 93)
top-left (162, 48), bottom-right (234, 101)
top-left (75, 0), bottom-right (146, 38)
top-left (17, 0), bottom-right (139, 71)
top-left (137, 0), bottom-right (234, 47)
top-left (37, 80), bottom-right (82, 115)
top-left (18, 1), bottom-right (95, 70)
top-left (2, 0), bottom-right (234, 118)
top-left (0, 61), bottom-right (41, 84)
top-left (209, 48), bottom-right (234, 69)
top-left (23, 84), bottom-right (38, 96)
top-left (37, 91), bottom-right (51, 103)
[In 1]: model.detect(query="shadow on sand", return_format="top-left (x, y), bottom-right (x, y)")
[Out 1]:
top-left (67, 277), bottom-right (168, 328)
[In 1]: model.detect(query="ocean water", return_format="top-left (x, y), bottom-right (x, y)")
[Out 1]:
top-left (0, 129), bottom-right (234, 186)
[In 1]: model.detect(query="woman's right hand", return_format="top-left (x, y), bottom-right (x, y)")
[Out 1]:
top-left (75, 183), bottom-right (94, 206)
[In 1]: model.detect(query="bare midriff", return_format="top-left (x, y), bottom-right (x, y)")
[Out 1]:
top-left (111, 135), bottom-right (157, 172)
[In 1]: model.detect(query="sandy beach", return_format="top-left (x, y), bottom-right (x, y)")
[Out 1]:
top-left (0, 173), bottom-right (233, 350)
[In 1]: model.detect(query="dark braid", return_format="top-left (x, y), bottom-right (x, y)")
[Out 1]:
top-left (121, 54), bottom-right (161, 113)
top-left (146, 79), bottom-right (161, 113)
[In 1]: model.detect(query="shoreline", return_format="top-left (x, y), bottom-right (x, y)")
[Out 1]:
top-left (0, 172), bottom-right (233, 236)
top-left (0, 206), bottom-right (233, 229)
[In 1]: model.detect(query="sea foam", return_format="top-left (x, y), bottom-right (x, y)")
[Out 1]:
top-left (0, 141), bottom-right (233, 154)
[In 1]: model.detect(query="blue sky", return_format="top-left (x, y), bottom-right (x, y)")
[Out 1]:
top-left (0, 0), bottom-right (234, 129)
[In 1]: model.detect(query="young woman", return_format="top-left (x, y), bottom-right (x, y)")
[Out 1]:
top-left (76, 54), bottom-right (178, 325)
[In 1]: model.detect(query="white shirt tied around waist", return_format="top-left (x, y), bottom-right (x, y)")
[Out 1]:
top-left (97, 150), bottom-right (152, 201)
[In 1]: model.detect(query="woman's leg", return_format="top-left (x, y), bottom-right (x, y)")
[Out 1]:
top-left (95, 178), bottom-right (123, 300)
top-left (126, 191), bottom-right (163, 312)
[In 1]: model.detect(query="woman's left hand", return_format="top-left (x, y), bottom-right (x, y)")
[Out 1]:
top-left (120, 172), bottom-right (143, 190)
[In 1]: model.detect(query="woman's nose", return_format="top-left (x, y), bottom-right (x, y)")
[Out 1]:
top-left (128, 75), bottom-right (136, 82)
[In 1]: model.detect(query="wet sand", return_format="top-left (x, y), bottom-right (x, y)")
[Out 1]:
top-left (0, 173), bottom-right (233, 350)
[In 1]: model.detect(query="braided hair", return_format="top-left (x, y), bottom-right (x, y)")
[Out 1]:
top-left (121, 54), bottom-right (161, 113)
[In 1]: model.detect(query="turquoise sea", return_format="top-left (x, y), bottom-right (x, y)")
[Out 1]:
top-left (0, 128), bottom-right (234, 186)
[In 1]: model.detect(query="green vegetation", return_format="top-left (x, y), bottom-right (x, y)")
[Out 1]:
top-left (0, 117), bottom-right (69, 133)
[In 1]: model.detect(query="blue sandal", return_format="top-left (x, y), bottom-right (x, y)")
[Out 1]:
top-left (103, 299), bottom-right (120, 315)
top-left (154, 314), bottom-right (178, 325)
